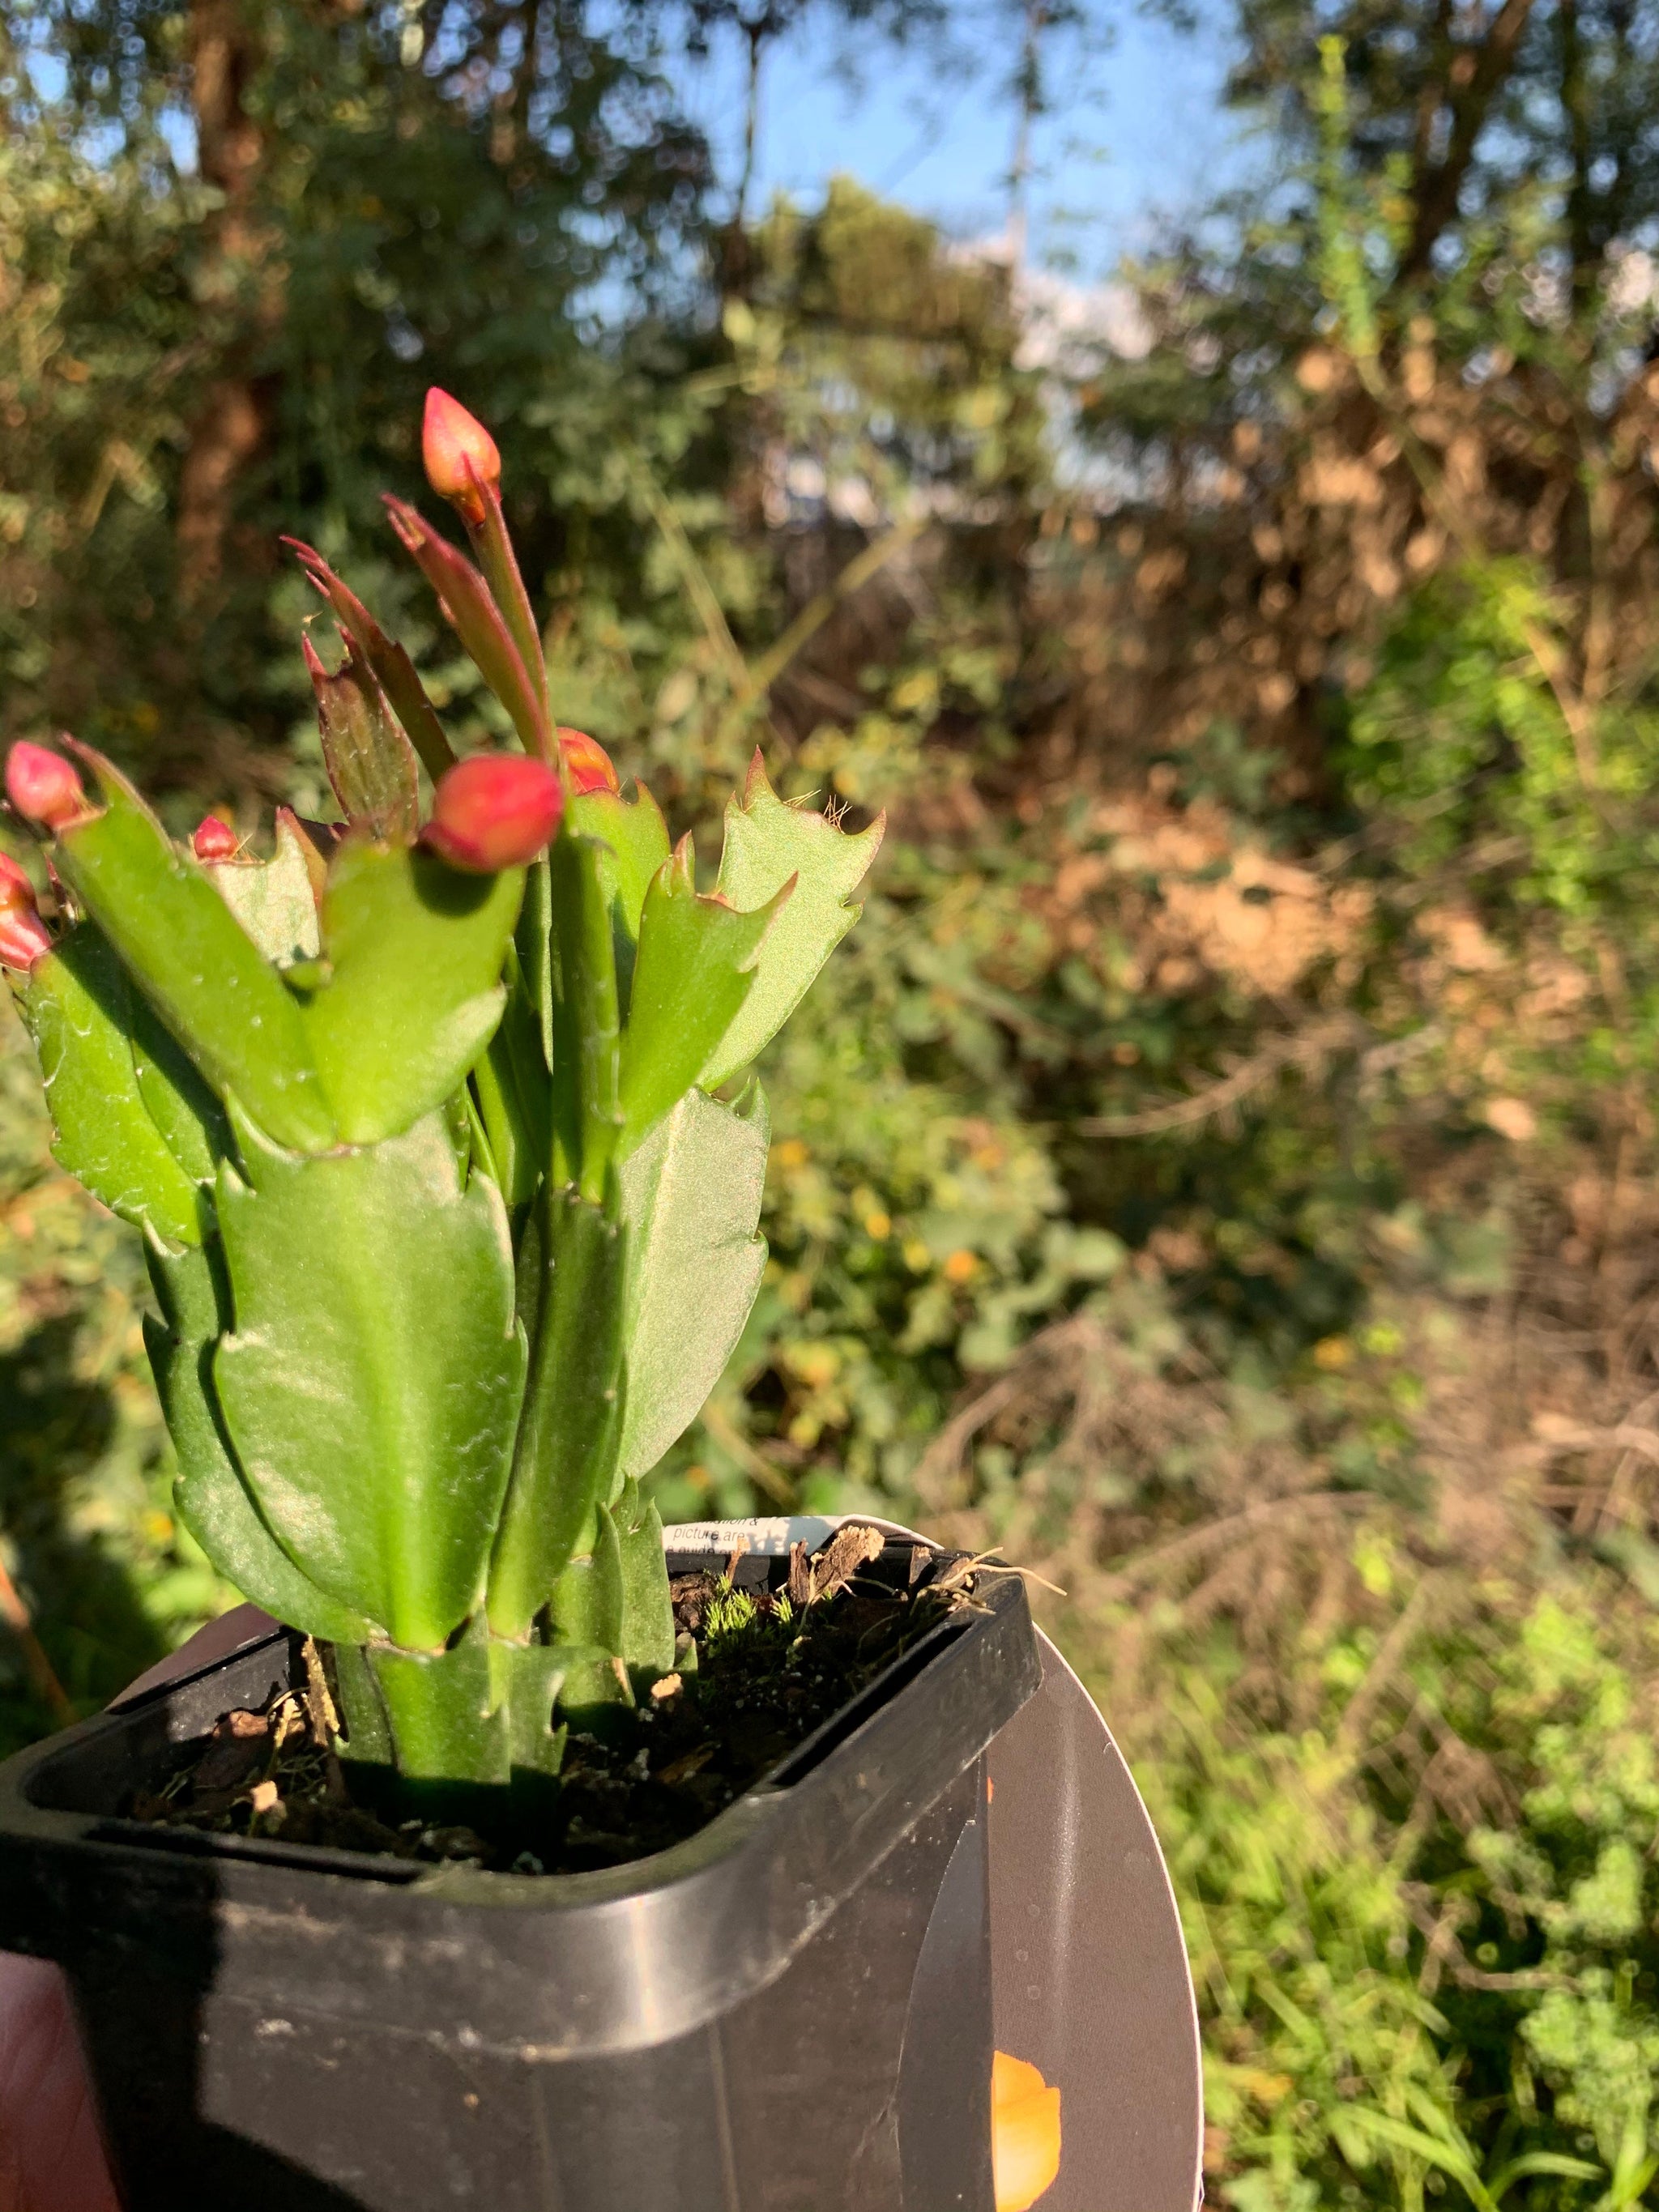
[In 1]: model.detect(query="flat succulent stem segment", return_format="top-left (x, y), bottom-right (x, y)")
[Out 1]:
top-left (20, 927), bottom-right (208, 1249)
top-left (149, 1237), bottom-right (377, 1647)
top-left (471, 1004), bottom-right (543, 1209)
top-left (301, 840), bottom-right (522, 1145)
top-left (539, 1484), bottom-right (670, 1715)
top-left (213, 1109), bottom-right (526, 1653)
top-left (616, 1084), bottom-right (770, 1485)
top-left (548, 830), bottom-right (623, 1201)
top-left (566, 784), bottom-right (672, 1016)
top-left (487, 1183), bottom-right (626, 1643)
top-left (47, 747), bottom-right (527, 1162)
top-left (367, 1634), bottom-right (510, 1786)
top-left (608, 1479), bottom-right (676, 1679)
top-left (702, 752), bottom-right (885, 1088)
top-left (615, 838), bottom-right (784, 1158)
top-left (338, 1634), bottom-right (570, 1805)
top-left (53, 746), bottom-right (338, 1153)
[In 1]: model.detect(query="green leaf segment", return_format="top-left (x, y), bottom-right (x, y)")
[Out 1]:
top-left (3, 415), bottom-right (881, 1817)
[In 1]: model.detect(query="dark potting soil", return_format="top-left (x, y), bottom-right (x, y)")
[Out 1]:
top-left (126, 1532), bottom-right (983, 1876)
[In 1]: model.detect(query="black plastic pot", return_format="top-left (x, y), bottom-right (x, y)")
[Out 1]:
top-left (0, 1537), bottom-right (1039, 2210)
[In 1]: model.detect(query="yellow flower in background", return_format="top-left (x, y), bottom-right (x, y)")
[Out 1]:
top-left (992, 2051), bottom-right (1062, 2211)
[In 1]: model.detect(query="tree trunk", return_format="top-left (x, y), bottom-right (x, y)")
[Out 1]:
top-left (177, 0), bottom-right (273, 603)
top-left (1557, 0), bottom-right (1597, 307)
top-left (1397, 0), bottom-right (1536, 284)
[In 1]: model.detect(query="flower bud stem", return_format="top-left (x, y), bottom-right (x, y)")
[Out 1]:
top-left (463, 469), bottom-right (553, 765)
top-left (383, 498), bottom-right (549, 761)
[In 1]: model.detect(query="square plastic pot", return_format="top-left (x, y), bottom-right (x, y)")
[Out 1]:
top-left (0, 1536), bottom-right (1039, 2210)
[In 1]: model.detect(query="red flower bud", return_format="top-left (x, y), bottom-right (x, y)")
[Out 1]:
top-left (422, 389), bottom-right (501, 527)
top-left (558, 727), bottom-right (620, 795)
top-left (0, 853), bottom-right (51, 971)
top-left (423, 753), bottom-right (562, 873)
top-left (192, 814), bottom-right (241, 862)
top-left (5, 742), bottom-right (88, 833)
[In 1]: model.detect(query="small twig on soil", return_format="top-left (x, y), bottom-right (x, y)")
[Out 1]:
top-left (945, 1553), bottom-right (1068, 1599)
top-left (301, 1637), bottom-right (339, 1747)
top-left (0, 1545), bottom-right (74, 1727)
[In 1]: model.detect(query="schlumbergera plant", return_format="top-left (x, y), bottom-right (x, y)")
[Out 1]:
top-left (0, 390), bottom-right (882, 1812)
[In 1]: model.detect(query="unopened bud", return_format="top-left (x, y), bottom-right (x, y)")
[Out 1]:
top-left (192, 815), bottom-right (241, 862)
top-left (423, 753), bottom-right (562, 873)
top-left (558, 727), bottom-right (620, 795)
top-left (422, 389), bottom-right (501, 527)
top-left (5, 742), bottom-right (87, 833)
top-left (0, 853), bottom-right (51, 971)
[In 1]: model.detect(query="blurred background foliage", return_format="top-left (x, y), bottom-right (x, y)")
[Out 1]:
top-left (10, 0), bottom-right (1659, 2200)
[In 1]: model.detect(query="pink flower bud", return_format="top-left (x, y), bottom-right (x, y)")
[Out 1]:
top-left (422, 389), bottom-right (501, 527)
top-left (558, 727), bottom-right (620, 796)
top-left (0, 854), bottom-right (51, 971)
top-left (5, 743), bottom-right (87, 832)
top-left (423, 753), bottom-right (562, 873)
top-left (0, 910), bottom-right (51, 972)
top-left (192, 815), bottom-right (241, 862)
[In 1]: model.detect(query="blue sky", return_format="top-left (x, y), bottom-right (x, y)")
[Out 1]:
top-left (24, 0), bottom-right (1247, 279)
top-left (664, 3), bottom-right (1248, 278)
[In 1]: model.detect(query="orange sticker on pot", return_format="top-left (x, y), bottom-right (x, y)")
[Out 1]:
top-left (992, 2050), bottom-right (1062, 2210)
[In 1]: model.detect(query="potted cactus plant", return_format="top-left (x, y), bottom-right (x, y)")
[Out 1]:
top-left (0, 393), bottom-right (1039, 2210)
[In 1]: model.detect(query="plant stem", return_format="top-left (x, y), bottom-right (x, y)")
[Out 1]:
top-left (487, 1187), bottom-right (626, 1643)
